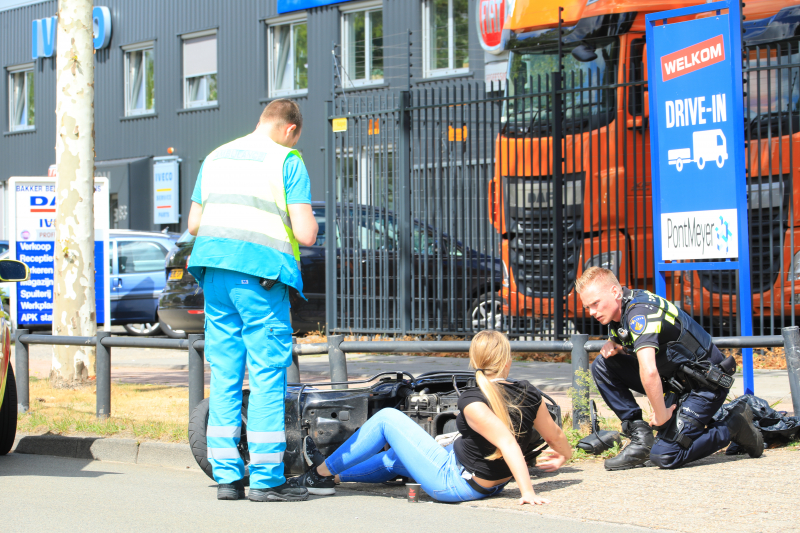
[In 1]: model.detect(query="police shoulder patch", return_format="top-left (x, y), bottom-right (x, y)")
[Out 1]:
top-left (629, 315), bottom-right (647, 334)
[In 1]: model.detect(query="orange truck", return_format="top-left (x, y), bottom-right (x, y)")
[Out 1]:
top-left (490, 0), bottom-right (800, 336)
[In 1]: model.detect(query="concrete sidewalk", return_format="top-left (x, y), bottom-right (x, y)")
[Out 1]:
top-left (7, 433), bottom-right (798, 533)
top-left (14, 340), bottom-right (797, 415)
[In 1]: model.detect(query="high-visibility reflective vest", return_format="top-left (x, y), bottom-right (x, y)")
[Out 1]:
top-left (188, 133), bottom-right (304, 292)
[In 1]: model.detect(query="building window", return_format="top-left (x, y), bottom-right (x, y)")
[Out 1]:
top-left (424, 0), bottom-right (469, 77)
top-left (182, 31), bottom-right (217, 108)
top-left (341, 5), bottom-right (383, 86)
top-left (123, 43), bottom-right (155, 116)
top-left (269, 20), bottom-right (308, 96)
top-left (8, 65), bottom-right (34, 131)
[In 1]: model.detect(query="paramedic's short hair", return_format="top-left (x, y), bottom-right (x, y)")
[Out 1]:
top-left (575, 267), bottom-right (622, 294)
top-left (260, 99), bottom-right (303, 129)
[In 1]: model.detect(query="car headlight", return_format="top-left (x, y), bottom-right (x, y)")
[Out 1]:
top-left (788, 251), bottom-right (800, 282)
top-left (583, 251), bottom-right (620, 276)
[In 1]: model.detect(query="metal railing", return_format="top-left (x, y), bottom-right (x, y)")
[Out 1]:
top-left (13, 328), bottom-right (800, 426)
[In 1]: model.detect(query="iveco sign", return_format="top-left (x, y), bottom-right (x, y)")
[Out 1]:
top-left (31, 6), bottom-right (112, 60)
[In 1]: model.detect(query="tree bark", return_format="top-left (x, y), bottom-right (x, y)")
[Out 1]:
top-left (51, 0), bottom-right (96, 388)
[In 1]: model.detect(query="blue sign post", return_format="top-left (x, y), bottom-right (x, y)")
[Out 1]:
top-left (646, 1), bottom-right (754, 393)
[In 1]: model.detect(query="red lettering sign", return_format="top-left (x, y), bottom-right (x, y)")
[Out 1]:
top-left (661, 34), bottom-right (725, 82)
top-left (477, 0), bottom-right (505, 50)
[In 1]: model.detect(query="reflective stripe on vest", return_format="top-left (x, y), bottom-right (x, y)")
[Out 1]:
top-left (198, 134), bottom-right (301, 262)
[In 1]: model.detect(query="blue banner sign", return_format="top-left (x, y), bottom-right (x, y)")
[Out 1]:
top-left (646, 0), bottom-right (754, 393)
top-left (278, 0), bottom-right (359, 14)
top-left (9, 178), bottom-right (111, 329)
top-left (16, 241), bottom-right (106, 325)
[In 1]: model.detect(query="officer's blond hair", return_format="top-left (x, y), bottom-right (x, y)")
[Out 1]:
top-left (575, 266), bottom-right (622, 294)
top-left (468, 330), bottom-right (521, 461)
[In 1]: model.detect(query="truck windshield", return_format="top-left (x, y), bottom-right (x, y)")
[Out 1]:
top-left (745, 43), bottom-right (800, 135)
top-left (505, 39), bottom-right (618, 129)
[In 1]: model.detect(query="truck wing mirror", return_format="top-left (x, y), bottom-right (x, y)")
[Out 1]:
top-left (571, 43), bottom-right (597, 63)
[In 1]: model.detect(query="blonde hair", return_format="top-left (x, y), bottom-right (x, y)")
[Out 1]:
top-left (469, 330), bottom-right (520, 461)
top-left (574, 266), bottom-right (622, 294)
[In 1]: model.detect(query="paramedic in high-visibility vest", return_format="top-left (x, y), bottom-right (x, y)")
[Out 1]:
top-left (187, 99), bottom-right (318, 502)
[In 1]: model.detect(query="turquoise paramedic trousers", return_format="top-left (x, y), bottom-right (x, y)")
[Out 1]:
top-left (203, 267), bottom-right (293, 488)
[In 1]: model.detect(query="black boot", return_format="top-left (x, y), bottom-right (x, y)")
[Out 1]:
top-left (217, 479), bottom-right (246, 500)
top-left (604, 420), bottom-right (654, 471)
top-left (725, 403), bottom-right (764, 458)
top-left (248, 482), bottom-right (309, 502)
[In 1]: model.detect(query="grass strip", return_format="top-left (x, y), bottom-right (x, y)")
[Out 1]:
top-left (16, 377), bottom-right (204, 443)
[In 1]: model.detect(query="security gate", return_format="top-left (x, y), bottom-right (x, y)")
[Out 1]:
top-left (325, 37), bottom-right (799, 338)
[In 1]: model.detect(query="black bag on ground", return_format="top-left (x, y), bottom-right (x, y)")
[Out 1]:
top-left (713, 394), bottom-right (800, 453)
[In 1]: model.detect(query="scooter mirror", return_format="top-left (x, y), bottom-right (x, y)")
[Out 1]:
top-left (0, 259), bottom-right (30, 282)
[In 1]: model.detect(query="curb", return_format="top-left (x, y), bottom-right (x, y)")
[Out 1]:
top-left (11, 434), bottom-right (201, 471)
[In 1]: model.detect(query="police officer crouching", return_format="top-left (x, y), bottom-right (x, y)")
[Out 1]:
top-left (575, 267), bottom-right (763, 470)
top-left (187, 99), bottom-right (318, 500)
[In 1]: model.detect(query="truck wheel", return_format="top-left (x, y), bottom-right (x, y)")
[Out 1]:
top-left (676, 160), bottom-right (683, 172)
top-left (697, 157), bottom-right (705, 170)
top-left (716, 155), bottom-right (724, 168)
top-left (188, 391), bottom-right (250, 484)
top-left (0, 363), bottom-right (18, 456)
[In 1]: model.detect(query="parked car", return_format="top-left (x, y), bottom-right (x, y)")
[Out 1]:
top-left (0, 259), bottom-right (31, 456)
top-left (158, 202), bottom-right (504, 336)
top-left (109, 230), bottom-right (180, 335)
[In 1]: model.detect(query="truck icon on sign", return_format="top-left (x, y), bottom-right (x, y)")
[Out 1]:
top-left (668, 129), bottom-right (728, 171)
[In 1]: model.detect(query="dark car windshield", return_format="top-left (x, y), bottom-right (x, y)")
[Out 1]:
top-left (176, 230), bottom-right (195, 246)
top-left (505, 38), bottom-right (618, 128)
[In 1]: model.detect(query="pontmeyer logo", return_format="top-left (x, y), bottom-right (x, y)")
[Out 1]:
top-left (715, 215), bottom-right (734, 254)
top-left (661, 209), bottom-right (737, 260)
top-left (661, 34), bottom-right (725, 82)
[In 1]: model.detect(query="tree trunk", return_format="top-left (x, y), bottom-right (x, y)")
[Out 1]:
top-left (51, 0), bottom-right (96, 388)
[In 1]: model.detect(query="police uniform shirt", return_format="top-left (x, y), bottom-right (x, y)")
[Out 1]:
top-left (608, 287), bottom-right (682, 354)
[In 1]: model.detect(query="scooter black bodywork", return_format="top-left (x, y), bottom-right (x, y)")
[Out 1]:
top-left (189, 371), bottom-right (562, 481)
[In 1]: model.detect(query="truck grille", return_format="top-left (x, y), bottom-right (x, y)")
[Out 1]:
top-left (504, 174), bottom-right (584, 297)
top-left (699, 177), bottom-right (789, 294)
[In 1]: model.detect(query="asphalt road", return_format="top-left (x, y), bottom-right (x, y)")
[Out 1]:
top-left (1, 453), bottom-right (674, 533)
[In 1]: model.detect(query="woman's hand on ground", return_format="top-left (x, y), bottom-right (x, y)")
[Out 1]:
top-left (535, 451), bottom-right (567, 472)
top-left (518, 491), bottom-right (550, 505)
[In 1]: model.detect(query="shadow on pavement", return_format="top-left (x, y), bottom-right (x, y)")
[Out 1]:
top-left (0, 453), bottom-right (122, 478)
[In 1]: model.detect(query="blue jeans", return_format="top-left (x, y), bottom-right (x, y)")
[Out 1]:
top-left (325, 408), bottom-right (507, 503)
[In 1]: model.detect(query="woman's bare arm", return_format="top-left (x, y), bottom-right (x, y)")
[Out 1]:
top-left (463, 402), bottom-right (550, 505)
top-left (531, 401), bottom-right (572, 471)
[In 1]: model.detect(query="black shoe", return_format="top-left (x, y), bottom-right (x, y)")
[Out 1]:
top-left (725, 403), bottom-right (764, 458)
top-left (303, 436), bottom-right (327, 468)
top-left (217, 479), bottom-right (246, 500)
top-left (248, 482), bottom-right (309, 502)
top-left (288, 467), bottom-right (336, 496)
top-left (604, 420), bottom-right (655, 471)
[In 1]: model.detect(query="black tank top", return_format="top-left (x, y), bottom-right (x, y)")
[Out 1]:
top-left (453, 380), bottom-right (542, 480)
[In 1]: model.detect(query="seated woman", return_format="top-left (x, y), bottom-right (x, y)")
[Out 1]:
top-left (288, 330), bottom-right (572, 505)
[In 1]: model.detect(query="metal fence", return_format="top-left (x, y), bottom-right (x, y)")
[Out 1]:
top-left (14, 328), bottom-right (800, 425)
top-left (325, 36), bottom-right (800, 339)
